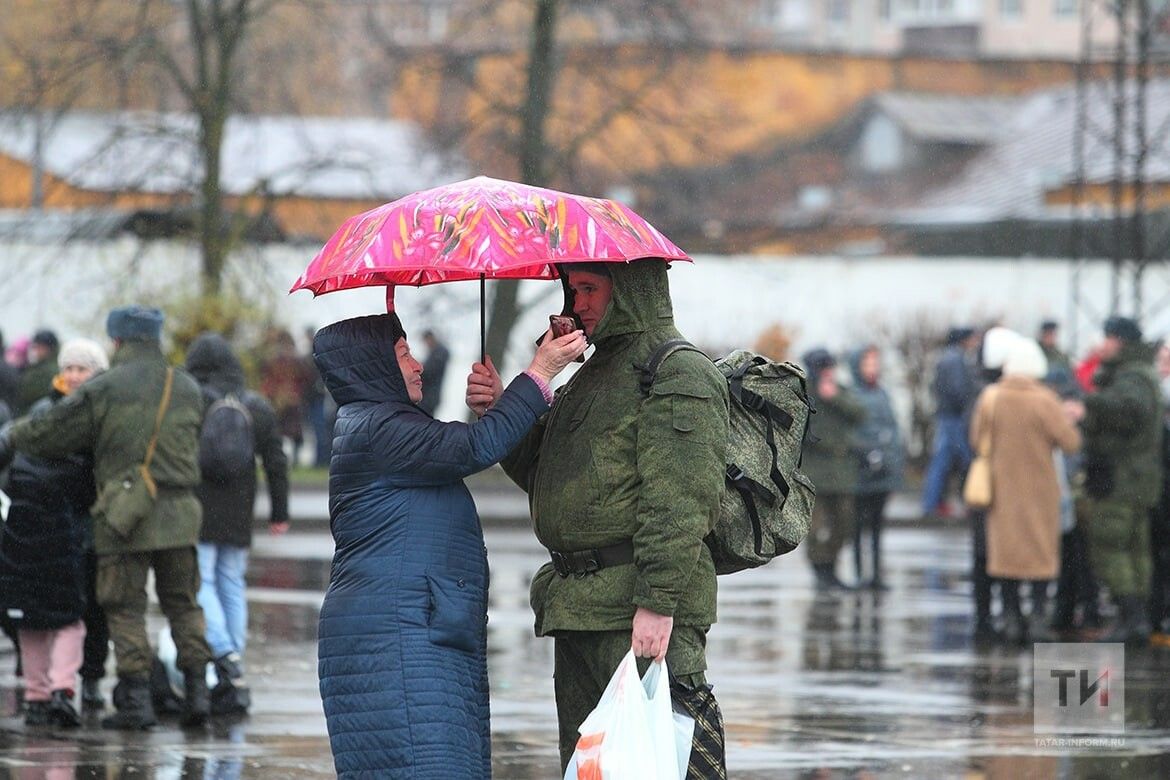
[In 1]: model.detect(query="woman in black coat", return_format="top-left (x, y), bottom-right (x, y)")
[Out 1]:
top-left (0, 338), bottom-right (109, 727)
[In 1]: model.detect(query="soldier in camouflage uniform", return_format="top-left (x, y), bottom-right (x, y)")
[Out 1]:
top-left (467, 259), bottom-right (730, 773)
top-left (0, 306), bottom-right (213, 728)
top-left (800, 348), bottom-right (865, 590)
top-left (1078, 316), bottom-right (1163, 644)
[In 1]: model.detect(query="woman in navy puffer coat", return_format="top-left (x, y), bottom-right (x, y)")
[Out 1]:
top-left (313, 313), bottom-right (585, 778)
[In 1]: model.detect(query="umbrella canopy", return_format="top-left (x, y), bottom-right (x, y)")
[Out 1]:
top-left (289, 175), bottom-right (690, 297)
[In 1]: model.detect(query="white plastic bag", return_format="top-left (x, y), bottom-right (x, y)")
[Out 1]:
top-left (564, 650), bottom-right (695, 780)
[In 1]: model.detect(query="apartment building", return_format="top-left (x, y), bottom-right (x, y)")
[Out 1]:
top-left (728, 1), bottom-right (1130, 60)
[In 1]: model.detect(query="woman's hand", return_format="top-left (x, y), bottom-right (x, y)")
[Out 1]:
top-left (466, 356), bottom-right (504, 417)
top-left (526, 329), bottom-right (588, 384)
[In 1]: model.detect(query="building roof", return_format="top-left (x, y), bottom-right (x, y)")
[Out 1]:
top-left (0, 111), bottom-right (467, 201)
top-left (897, 79), bottom-right (1170, 223)
top-left (870, 91), bottom-right (1021, 145)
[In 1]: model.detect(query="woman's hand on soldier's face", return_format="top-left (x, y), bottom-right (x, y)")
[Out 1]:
top-left (527, 329), bottom-right (587, 384)
top-left (466, 357), bottom-right (503, 417)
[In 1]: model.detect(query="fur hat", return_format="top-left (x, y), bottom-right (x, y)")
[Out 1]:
top-left (1002, 338), bottom-right (1048, 380)
top-left (1103, 315), bottom-right (1142, 344)
top-left (946, 326), bottom-right (975, 346)
top-left (31, 329), bottom-right (59, 350)
top-left (58, 338), bottom-right (110, 373)
top-left (801, 347), bottom-right (836, 377)
top-left (106, 305), bottom-right (164, 342)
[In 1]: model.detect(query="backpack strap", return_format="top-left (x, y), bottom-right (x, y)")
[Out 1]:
top-left (635, 338), bottom-right (703, 396)
top-left (725, 465), bottom-right (776, 557)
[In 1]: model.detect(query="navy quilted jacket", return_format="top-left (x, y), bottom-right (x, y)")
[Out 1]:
top-left (313, 314), bottom-right (549, 779)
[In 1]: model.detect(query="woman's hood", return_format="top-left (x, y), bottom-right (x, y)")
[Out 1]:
top-left (185, 332), bottom-right (245, 394)
top-left (313, 314), bottom-right (409, 406)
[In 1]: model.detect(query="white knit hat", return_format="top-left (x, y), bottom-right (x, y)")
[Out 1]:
top-left (58, 338), bottom-right (110, 373)
top-left (1003, 338), bottom-right (1048, 380)
top-left (981, 326), bottom-right (1022, 371)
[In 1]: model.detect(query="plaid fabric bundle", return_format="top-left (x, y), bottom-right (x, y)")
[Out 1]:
top-left (671, 681), bottom-right (727, 779)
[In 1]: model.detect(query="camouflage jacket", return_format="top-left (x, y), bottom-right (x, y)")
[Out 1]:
top-left (802, 385), bottom-right (865, 495)
top-left (502, 260), bottom-right (730, 635)
top-left (7, 340), bottom-right (204, 554)
top-left (1083, 342), bottom-right (1163, 508)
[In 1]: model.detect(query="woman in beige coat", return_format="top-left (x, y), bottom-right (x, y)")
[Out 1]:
top-left (970, 337), bottom-right (1081, 645)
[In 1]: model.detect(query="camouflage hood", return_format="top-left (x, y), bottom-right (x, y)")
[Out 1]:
top-left (562, 259), bottom-right (675, 348)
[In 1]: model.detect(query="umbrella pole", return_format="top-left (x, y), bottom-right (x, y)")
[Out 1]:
top-left (480, 274), bottom-right (486, 364)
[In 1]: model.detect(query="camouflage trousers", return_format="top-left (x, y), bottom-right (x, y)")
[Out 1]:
top-left (1083, 498), bottom-right (1151, 598)
top-left (553, 626), bottom-right (709, 771)
top-left (96, 547), bottom-right (213, 679)
top-left (805, 493), bottom-right (855, 566)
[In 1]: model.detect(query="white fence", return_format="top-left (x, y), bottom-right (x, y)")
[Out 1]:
top-left (1, 239), bottom-right (1167, 422)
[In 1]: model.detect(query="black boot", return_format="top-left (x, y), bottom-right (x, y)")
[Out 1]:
top-left (1001, 581), bottom-right (1028, 647)
top-left (48, 689), bottom-right (80, 728)
top-left (813, 564), bottom-right (844, 591)
top-left (211, 652), bottom-right (251, 716)
top-left (101, 677), bottom-right (157, 730)
top-left (181, 668), bottom-right (210, 728)
top-left (81, 678), bottom-right (105, 710)
top-left (1122, 595), bottom-right (1152, 645)
top-left (24, 700), bottom-right (50, 726)
top-left (1098, 596), bottom-right (1150, 645)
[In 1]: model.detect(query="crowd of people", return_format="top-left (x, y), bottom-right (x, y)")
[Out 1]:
top-left (786, 312), bottom-right (1170, 653)
top-left (0, 311), bottom-right (457, 739)
top-left (4, 288), bottom-right (1168, 775)
top-left (915, 316), bottom-right (1168, 648)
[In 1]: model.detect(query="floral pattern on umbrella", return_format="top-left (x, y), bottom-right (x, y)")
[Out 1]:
top-left (291, 176), bottom-right (690, 296)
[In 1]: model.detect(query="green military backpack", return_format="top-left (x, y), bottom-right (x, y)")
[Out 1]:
top-left (639, 340), bottom-right (816, 574)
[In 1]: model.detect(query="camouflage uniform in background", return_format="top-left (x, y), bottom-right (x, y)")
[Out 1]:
top-left (501, 259), bottom-right (730, 771)
top-left (1076, 339), bottom-right (1160, 645)
top-left (1082, 339), bottom-right (1162, 638)
top-left (800, 350), bottom-right (865, 588)
top-left (4, 327), bottom-right (213, 727)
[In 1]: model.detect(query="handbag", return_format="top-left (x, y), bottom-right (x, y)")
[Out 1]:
top-left (962, 385), bottom-right (999, 510)
top-left (94, 367), bottom-right (174, 539)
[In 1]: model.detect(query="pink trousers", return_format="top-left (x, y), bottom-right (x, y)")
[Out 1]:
top-left (18, 620), bottom-right (86, 701)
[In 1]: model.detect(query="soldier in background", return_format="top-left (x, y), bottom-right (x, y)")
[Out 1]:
top-left (801, 348), bottom-right (865, 590)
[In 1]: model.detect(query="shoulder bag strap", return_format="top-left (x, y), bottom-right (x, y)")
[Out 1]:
top-left (142, 367), bottom-right (175, 473)
top-left (978, 385), bottom-right (999, 457)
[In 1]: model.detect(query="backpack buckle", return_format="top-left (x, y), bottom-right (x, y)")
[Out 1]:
top-left (726, 464), bottom-right (746, 483)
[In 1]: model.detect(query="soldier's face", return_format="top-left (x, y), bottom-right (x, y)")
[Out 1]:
top-left (567, 271), bottom-right (613, 338)
top-left (1100, 335), bottom-right (1123, 361)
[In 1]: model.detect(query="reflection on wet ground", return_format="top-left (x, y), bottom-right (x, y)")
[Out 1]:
top-left (0, 525), bottom-right (1168, 778)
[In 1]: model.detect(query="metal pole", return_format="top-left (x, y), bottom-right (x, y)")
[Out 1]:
top-left (1110, 0), bottom-right (1130, 316)
top-left (1133, 0), bottom-right (1151, 319)
top-left (1069, 0), bottom-right (1092, 357)
top-left (480, 274), bottom-right (487, 364)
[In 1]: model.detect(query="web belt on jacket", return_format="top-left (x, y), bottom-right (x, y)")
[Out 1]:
top-left (549, 539), bottom-right (635, 578)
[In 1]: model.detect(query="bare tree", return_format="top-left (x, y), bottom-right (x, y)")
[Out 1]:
top-left (117, 0), bottom-right (271, 297)
top-left (0, 1), bottom-right (144, 207)
top-left (365, 0), bottom-right (736, 365)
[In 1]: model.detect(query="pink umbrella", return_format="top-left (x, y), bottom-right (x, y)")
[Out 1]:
top-left (290, 175), bottom-right (690, 357)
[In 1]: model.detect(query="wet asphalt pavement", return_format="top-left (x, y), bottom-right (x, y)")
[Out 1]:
top-left (1, 492), bottom-right (1169, 778)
